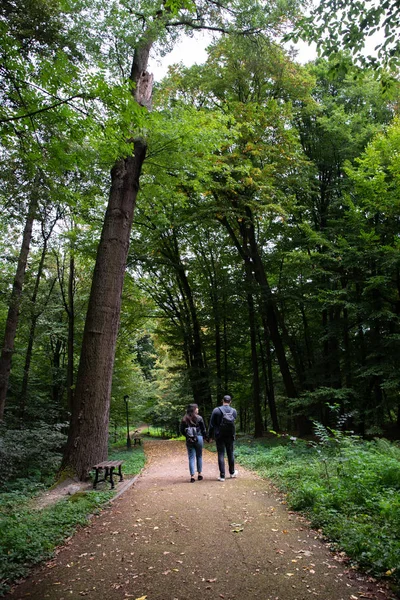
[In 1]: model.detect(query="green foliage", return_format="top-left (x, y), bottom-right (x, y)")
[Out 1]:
top-left (0, 422), bottom-right (67, 487)
top-left (288, 0), bottom-right (400, 71)
top-left (0, 490), bottom-right (112, 595)
top-left (107, 446), bottom-right (146, 476)
top-left (235, 434), bottom-right (400, 581)
top-left (0, 444), bottom-right (145, 595)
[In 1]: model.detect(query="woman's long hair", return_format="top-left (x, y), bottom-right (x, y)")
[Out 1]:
top-left (182, 403), bottom-right (198, 425)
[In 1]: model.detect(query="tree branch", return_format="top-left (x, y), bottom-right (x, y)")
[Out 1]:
top-left (0, 94), bottom-right (87, 123)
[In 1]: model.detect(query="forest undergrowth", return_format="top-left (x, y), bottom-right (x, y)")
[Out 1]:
top-left (235, 427), bottom-right (400, 589)
top-left (0, 431), bottom-right (145, 596)
top-left (2, 424), bottom-right (400, 595)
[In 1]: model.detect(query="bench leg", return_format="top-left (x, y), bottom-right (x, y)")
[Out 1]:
top-left (117, 463), bottom-right (123, 482)
top-left (93, 467), bottom-right (101, 489)
top-left (109, 466), bottom-right (115, 489)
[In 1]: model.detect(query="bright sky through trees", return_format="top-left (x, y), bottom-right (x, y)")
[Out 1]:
top-left (148, 31), bottom-right (317, 80)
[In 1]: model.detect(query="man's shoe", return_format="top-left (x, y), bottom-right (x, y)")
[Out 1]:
top-left (230, 470), bottom-right (238, 478)
top-left (218, 476), bottom-right (225, 482)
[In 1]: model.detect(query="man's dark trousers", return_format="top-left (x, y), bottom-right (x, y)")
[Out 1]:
top-left (216, 436), bottom-right (235, 477)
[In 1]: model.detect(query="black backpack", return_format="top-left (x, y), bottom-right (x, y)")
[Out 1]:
top-left (219, 407), bottom-right (235, 436)
top-left (185, 425), bottom-right (198, 444)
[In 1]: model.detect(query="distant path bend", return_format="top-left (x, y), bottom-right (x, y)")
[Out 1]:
top-left (6, 440), bottom-right (395, 600)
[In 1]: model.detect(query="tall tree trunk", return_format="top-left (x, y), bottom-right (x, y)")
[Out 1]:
top-left (67, 254), bottom-right (75, 412)
top-left (61, 35), bottom-right (153, 478)
top-left (176, 264), bottom-right (212, 410)
top-left (20, 218), bottom-right (56, 417)
top-left (246, 235), bottom-right (298, 399)
top-left (223, 291), bottom-right (229, 394)
top-left (51, 337), bottom-right (64, 405)
top-left (260, 316), bottom-right (280, 432)
top-left (61, 144), bottom-right (147, 479)
top-left (247, 290), bottom-right (263, 437)
top-left (220, 214), bottom-right (298, 400)
top-left (0, 191), bottom-right (38, 420)
top-left (55, 238), bottom-right (76, 413)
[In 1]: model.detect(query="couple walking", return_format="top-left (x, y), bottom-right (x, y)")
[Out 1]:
top-left (180, 395), bottom-right (238, 483)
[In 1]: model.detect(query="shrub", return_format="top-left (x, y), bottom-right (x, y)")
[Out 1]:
top-left (0, 422), bottom-right (67, 488)
top-left (235, 433), bottom-right (400, 582)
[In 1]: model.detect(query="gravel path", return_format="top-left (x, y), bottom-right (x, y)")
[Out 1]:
top-left (5, 440), bottom-right (396, 600)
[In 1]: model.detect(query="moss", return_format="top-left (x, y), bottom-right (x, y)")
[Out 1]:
top-left (67, 491), bottom-right (89, 502)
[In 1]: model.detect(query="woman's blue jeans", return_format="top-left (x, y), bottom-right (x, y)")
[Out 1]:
top-left (186, 435), bottom-right (203, 476)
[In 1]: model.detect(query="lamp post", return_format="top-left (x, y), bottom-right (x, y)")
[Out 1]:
top-left (124, 395), bottom-right (131, 449)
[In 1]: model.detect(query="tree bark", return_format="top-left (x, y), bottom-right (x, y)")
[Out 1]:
top-left (220, 214), bottom-right (298, 399)
top-left (260, 315), bottom-right (280, 432)
top-left (20, 218), bottom-right (56, 417)
top-left (61, 29), bottom-right (154, 478)
top-left (247, 290), bottom-right (263, 437)
top-left (61, 144), bottom-right (147, 479)
top-left (67, 253), bottom-right (75, 412)
top-left (0, 191), bottom-right (38, 420)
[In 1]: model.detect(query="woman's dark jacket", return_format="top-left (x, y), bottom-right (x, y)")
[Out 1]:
top-left (180, 415), bottom-right (207, 438)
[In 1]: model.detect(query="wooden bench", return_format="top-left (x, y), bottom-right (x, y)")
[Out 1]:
top-left (133, 430), bottom-right (142, 446)
top-left (92, 460), bottom-right (123, 490)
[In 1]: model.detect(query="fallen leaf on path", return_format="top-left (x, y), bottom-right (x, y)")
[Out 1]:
top-left (135, 596), bottom-right (147, 600)
top-left (206, 578), bottom-right (217, 582)
top-left (286, 573), bottom-right (294, 577)
top-left (232, 528), bottom-right (244, 533)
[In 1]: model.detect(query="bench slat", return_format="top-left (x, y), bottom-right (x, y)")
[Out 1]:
top-left (93, 460), bottom-right (122, 468)
top-left (92, 461), bottom-right (124, 490)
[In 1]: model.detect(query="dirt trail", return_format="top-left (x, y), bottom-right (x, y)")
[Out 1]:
top-left (5, 440), bottom-right (395, 600)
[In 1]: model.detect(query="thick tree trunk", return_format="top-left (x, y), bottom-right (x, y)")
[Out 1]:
top-left (61, 32), bottom-right (154, 479)
top-left (0, 192), bottom-right (38, 420)
top-left (61, 145), bottom-right (146, 479)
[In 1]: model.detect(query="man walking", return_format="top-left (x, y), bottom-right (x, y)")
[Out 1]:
top-left (209, 395), bottom-right (238, 482)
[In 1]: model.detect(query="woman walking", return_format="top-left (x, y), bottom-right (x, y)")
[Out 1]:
top-left (180, 403), bottom-right (207, 483)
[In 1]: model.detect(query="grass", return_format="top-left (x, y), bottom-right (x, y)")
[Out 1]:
top-left (234, 434), bottom-right (400, 586)
top-left (0, 444), bottom-right (145, 596)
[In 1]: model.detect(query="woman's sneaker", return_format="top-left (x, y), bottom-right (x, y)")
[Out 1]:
top-left (218, 476), bottom-right (225, 482)
top-left (230, 470), bottom-right (238, 478)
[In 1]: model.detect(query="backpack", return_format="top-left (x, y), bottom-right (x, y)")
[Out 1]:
top-left (219, 407), bottom-right (235, 436)
top-left (185, 425), bottom-right (198, 444)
